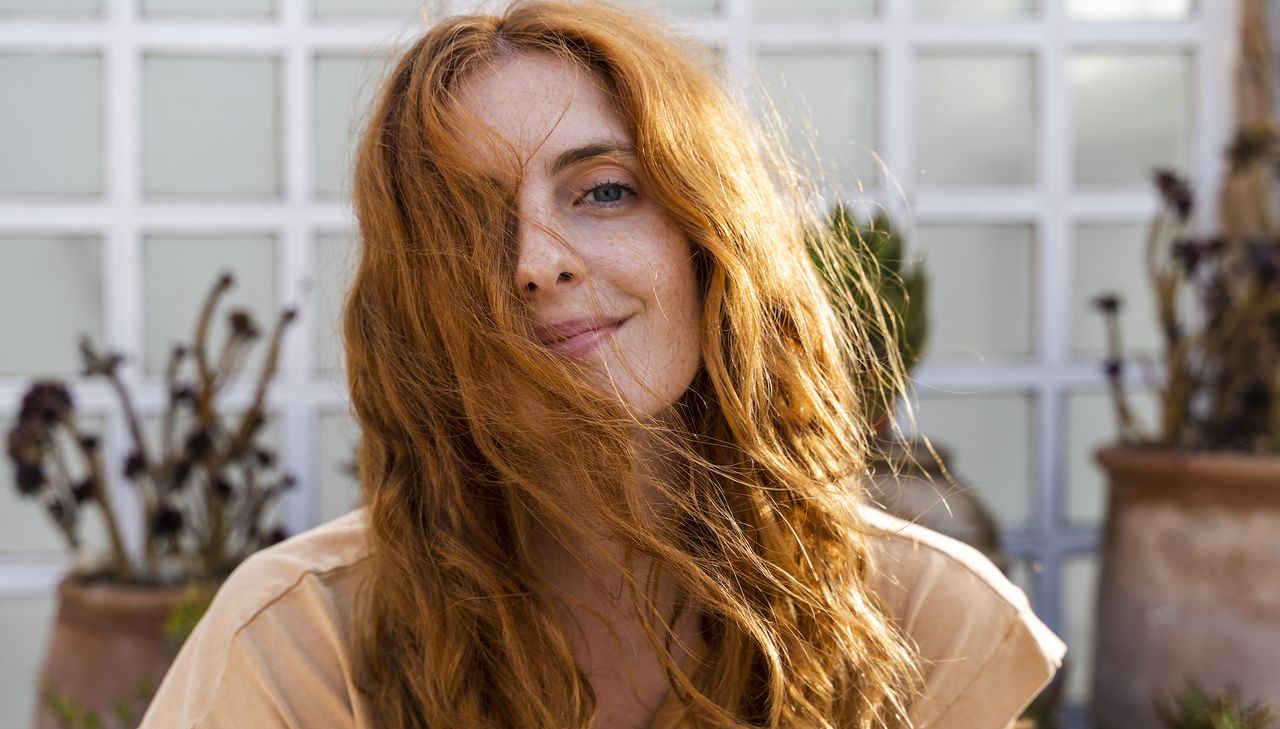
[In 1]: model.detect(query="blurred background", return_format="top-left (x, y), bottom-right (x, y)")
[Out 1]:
top-left (0, 0), bottom-right (1267, 727)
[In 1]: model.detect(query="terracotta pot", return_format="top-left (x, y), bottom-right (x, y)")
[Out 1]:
top-left (1092, 445), bottom-right (1280, 729)
top-left (34, 577), bottom-right (187, 729)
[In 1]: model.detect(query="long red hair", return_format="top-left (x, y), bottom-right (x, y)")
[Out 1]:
top-left (343, 2), bottom-right (921, 727)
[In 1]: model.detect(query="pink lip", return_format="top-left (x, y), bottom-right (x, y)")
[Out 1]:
top-left (536, 316), bottom-right (627, 357)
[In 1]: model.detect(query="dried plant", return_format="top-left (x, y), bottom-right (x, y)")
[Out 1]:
top-left (1094, 0), bottom-right (1280, 455)
top-left (5, 273), bottom-right (298, 585)
top-left (1093, 133), bottom-right (1280, 454)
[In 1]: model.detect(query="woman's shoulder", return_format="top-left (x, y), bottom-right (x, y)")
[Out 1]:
top-left (139, 509), bottom-right (374, 728)
top-left (858, 504), bottom-right (1067, 729)
top-left (214, 507), bottom-right (371, 622)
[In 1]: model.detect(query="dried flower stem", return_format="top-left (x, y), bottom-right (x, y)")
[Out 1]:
top-left (40, 430), bottom-right (82, 552)
top-left (193, 275), bottom-right (233, 424)
top-left (1101, 312), bottom-right (1148, 442)
top-left (63, 417), bottom-right (133, 582)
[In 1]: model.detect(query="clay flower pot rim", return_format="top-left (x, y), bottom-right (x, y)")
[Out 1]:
top-left (1095, 443), bottom-right (1280, 489)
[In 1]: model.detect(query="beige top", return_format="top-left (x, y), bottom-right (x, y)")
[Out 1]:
top-left (140, 506), bottom-right (1066, 729)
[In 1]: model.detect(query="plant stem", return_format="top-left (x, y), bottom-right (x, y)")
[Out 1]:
top-left (64, 418), bottom-right (134, 583)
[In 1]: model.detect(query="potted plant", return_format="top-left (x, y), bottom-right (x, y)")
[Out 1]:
top-left (807, 204), bottom-right (1012, 562)
top-left (6, 273), bottom-right (298, 729)
top-left (810, 205), bottom-right (1065, 727)
top-left (1089, 3), bottom-right (1280, 725)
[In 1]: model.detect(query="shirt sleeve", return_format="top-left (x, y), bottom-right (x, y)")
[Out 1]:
top-left (864, 509), bottom-right (1067, 729)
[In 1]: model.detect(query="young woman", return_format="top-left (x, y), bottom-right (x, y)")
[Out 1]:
top-left (141, 2), bottom-right (1065, 728)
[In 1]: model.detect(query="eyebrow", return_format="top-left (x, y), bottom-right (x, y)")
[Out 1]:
top-left (546, 142), bottom-right (636, 177)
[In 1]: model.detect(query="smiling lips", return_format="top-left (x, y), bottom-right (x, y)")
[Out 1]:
top-left (536, 316), bottom-right (627, 357)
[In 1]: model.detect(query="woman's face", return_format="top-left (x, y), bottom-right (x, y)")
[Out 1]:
top-left (456, 51), bottom-right (702, 417)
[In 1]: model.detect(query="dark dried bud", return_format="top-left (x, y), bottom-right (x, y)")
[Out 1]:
top-left (254, 448), bottom-right (275, 468)
top-left (245, 412), bottom-right (266, 435)
top-left (1092, 294), bottom-right (1122, 315)
top-left (123, 450), bottom-right (147, 480)
top-left (1201, 235), bottom-right (1225, 259)
top-left (78, 338), bottom-right (124, 378)
top-left (228, 310), bottom-right (260, 340)
top-left (211, 477), bottom-right (233, 500)
top-left (1241, 381), bottom-right (1272, 414)
top-left (170, 384), bottom-right (196, 405)
top-left (152, 505), bottom-right (184, 537)
top-left (266, 527), bottom-right (288, 545)
top-left (171, 457), bottom-right (193, 489)
top-left (281, 308), bottom-right (298, 325)
top-left (184, 428), bottom-right (213, 459)
top-left (1246, 239), bottom-right (1280, 286)
top-left (216, 271), bottom-right (235, 291)
top-left (1103, 358), bottom-right (1124, 378)
top-left (15, 463), bottom-right (46, 496)
top-left (72, 478), bottom-right (96, 504)
top-left (1171, 238), bottom-right (1202, 274)
top-left (280, 474), bottom-right (297, 491)
top-left (7, 424), bottom-right (43, 466)
top-left (1226, 123), bottom-right (1279, 169)
top-left (77, 434), bottom-right (99, 452)
top-left (171, 344), bottom-right (188, 361)
top-left (19, 381), bottom-right (73, 427)
top-left (1152, 168), bottom-right (1193, 221)
top-left (47, 500), bottom-right (68, 524)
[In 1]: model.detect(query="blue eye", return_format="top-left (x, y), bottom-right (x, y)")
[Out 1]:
top-left (579, 181), bottom-right (634, 207)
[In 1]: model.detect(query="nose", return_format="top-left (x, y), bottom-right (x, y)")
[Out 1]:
top-left (514, 208), bottom-right (586, 297)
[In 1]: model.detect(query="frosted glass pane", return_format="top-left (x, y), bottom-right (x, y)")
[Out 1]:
top-left (616, 0), bottom-right (719, 14)
top-left (1071, 53), bottom-right (1191, 186)
top-left (314, 232), bottom-right (358, 375)
top-left (313, 0), bottom-right (434, 19)
top-left (143, 56), bottom-right (281, 198)
top-left (1, 415), bottom-right (108, 555)
top-left (0, 54), bottom-right (102, 196)
top-left (1070, 224), bottom-right (1163, 356)
top-left (142, 0), bottom-right (273, 17)
top-left (915, 224), bottom-right (1036, 360)
top-left (916, 0), bottom-right (1037, 18)
top-left (315, 55), bottom-right (387, 199)
top-left (756, 52), bottom-right (878, 187)
top-left (755, 0), bottom-right (875, 17)
top-left (142, 234), bottom-right (277, 375)
top-left (917, 54), bottom-right (1036, 185)
top-left (0, 0), bottom-right (98, 17)
top-left (650, 0), bottom-right (718, 13)
top-left (0, 236), bottom-right (103, 375)
top-left (0, 595), bottom-right (57, 728)
top-left (1063, 390), bottom-right (1159, 526)
top-left (1062, 556), bottom-right (1099, 704)
top-left (912, 393), bottom-right (1036, 528)
top-left (317, 410), bottom-right (361, 523)
top-left (1067, 0), bottom-right (1191, 20)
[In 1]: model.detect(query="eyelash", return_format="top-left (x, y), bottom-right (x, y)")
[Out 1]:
top-left (575, 180), bottom-right (635, 208)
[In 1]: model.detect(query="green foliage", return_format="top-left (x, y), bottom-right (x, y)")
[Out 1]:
top-left (808, 204), bottom-right (929, 425)
top-left (1158, 683), bottom-right (1277, 729)
top-left (40, 670), bottom-right (158, 729)
top-left (163, 582), bottom-right (215, 649)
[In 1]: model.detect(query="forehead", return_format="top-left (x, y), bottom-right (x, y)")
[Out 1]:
top-left (452, 51), bottom-right (633, 177)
